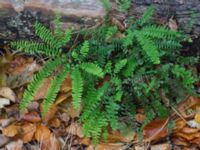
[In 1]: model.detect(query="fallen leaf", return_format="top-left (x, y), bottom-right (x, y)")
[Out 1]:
top-left (0, 87), bottom-right (16, 102)
top-left (55, 93), bottom-right (71, 105)
top-left (23, 111), bottom-right (41, 123)
top-left (60, 76), bottom-right (72, 93)
top-left (20, 123), bottom-right (36, 143)
top-left (59, 113), bottom-right (70, 124)
top-left (42, 104), bottom-right (57, 123)
top-left (174, 119), bottom-right (186, 131)
top-left (0, 117), bottom-right (15, 127)
top-left (35, 125), bottom-right (51, 142)
top-left (50, 118), bottom-right (61, 128)
top-left (6, 59), bottom-right (40, 89)
top-left (80, 137), bottom-right (91, 146)
top-left (181, 127), bottom-right (199, 134)
top-left (0, 98), bottom-right (10, 108)
top-left (5, 139), bottom-right (23, 150)
top-left (151, 143), bottom-right (171, 150)
top-left (94, 143), bottom-right (126, 150)
top-left (34, 77), bottom-right (52, 101)
top-left (175, 132), bottom-right (200, 141)
top-left (2, 124), bottom-right (20, 137)
top-left (195, 113), bottom-right (200, 124)
top-left (143, 118), bottom-right (169, 142)
top-left (0, 134), bottom-right (11, 147)
top-left (172, 137), bottom-right (188, 146)
top-left (172, 96), bottom-right (200, 119)
top-left (107, 130), bottom-right (135, 143)
top-left (66, 122), bottom-right (83, 138)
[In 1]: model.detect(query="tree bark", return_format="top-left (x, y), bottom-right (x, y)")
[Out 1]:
top-left (131, 0), bottom-right (200, 37)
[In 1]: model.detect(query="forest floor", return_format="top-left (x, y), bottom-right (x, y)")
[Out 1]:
top-left (0, 40), bottom-right (200, 150)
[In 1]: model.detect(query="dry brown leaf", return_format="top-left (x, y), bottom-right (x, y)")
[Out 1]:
top-left (5, 139), bottom-right (23, 150)
top-left (42, 104), bottom-right (57, 123)
top-left (181, 127), bottom-right (199, 134)
top-left (34, 77), bottom-right (52, 101)
top-left (175, 132), bottom-right (200, 141)
top-left (172, 96), bottom-right (200, 119)
top-left (50, 118), bottom-right (61, 128)
top-left (172, 137), bottom-right (189, 146)
top-left (60, 76), bottom-right (72, 93)
top-left (35, 125), bottom-right (51, 142)
top-left (194, 113), bottom-right (200, 124)
top-left (151, 143), bottom-right (171, 150)
top-left (55, 92), bottom-right (71, 105)
top-left (107, 130), bottom-right (135, 143)
top-left (66, 122), bottom-right (83, 138)
top-left (80, 137), bottom-right (91, 146)
top-left (40, 134), bottom-right (60, 150)
top-left (174, 119), bottom-right (186, 131)
top-left (23, 111), bottom-right (41, 123)
top-left (94, 143), bottom-right (126, 150)
top-left (143, 118), bottom-right (169, 142)
top-left (0, 87), bottom-right (16, 102)
top-left (21, 123), bottom-right (36, 143)
top-left (2, 124), bottom-right (20, 137)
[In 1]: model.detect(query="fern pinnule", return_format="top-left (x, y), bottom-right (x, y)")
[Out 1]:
top-left (72, 68), bottom-right (83, 109)
top-left (20, 58), bottom-right (63, 111)
top-left (114, 59), bottom-right (127, 73)
top-left (34, 22), bottom-right (60, 49)
top-left (80, 63), bottom-right (104, 78)
top-left (135, 32), bottom-right (160, 64)
top-left (42, 65), bottom-right (69, 115)
top-left (80, 40), bottom-right (89, 57)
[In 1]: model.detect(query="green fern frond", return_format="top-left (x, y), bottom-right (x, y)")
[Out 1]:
top-left (141, 25), bottom-right (182, 39)
top-left (42, 65), bottom-right (69, 115)
top-left (106, 99), bottom-right (119, 129)
top-left (137, 6), bottom-right (155, 26)
top-left (80, 40), bottom-right (89, 57)
top-left (118, 0), bottom-right (131, 12)
top-left (114, 59), bottom-right (127, 73)
top-left (53, 13), bottom-right (63, 38)
top-left (100, 0), bottom-right (112, 11)
top-left (123, 55), bottom-right (137, 77)
top-left (10, 40), bottom-right (60, 57)
top-left (155, 40), bottom-right (182, 50)
top-left (80, 63), bottom-right (104, 78)
top-left (34, 22), bottom-right (60, 49)
top-left (135, 32), bottom-right (160, 64)
top-left (20, 58), bottom-right (63, 111)
top-left (105, 26), bottom-right (118, 40)
top-left (72, 68), bottom-right (83, 109)
top-left (58, 29), bottom-right (72, 47)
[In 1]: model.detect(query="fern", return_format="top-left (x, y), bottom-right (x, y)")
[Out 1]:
top-left (72, 68), bottom-right (83, 109)
top-left (10, 41), bottom-right (60, 57)
top-left (42, 64), bottom-right (69, 115)
top-left (134, 32), bottom-right (160, 64)
top-left (118, 0), bottom-right (131, 12)
top-left (80, 63), bottom-right (104, 78)
top-left (20, 58), bottom-right (63, 110)
top-left (114, 59), bottom-right (127, 73)
top-left (34, 22), bottom-right (60, 49)
top-left (80, 40), bottom-right (89, 57)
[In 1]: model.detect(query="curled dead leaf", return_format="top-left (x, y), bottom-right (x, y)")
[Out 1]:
top-left (143, 118), bottom-right (169, 142)
top-left (2, 124), bottom-right (20, 137)
top-left (60, 76), bottom-right (72, 93)
top-left (20, 123), bottom-right (36, 143)
top-left (23, 111), bottom-right (41, 123)
top-left (0, 87), bottom-right (16, 102)
top-left (35, 125), bottom-right (51, 142)
top-left (42, 104), bottom-right (57, 123)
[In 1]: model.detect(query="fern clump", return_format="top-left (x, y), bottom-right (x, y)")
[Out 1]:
top-left (10, 5), bottom-right (198, 144)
